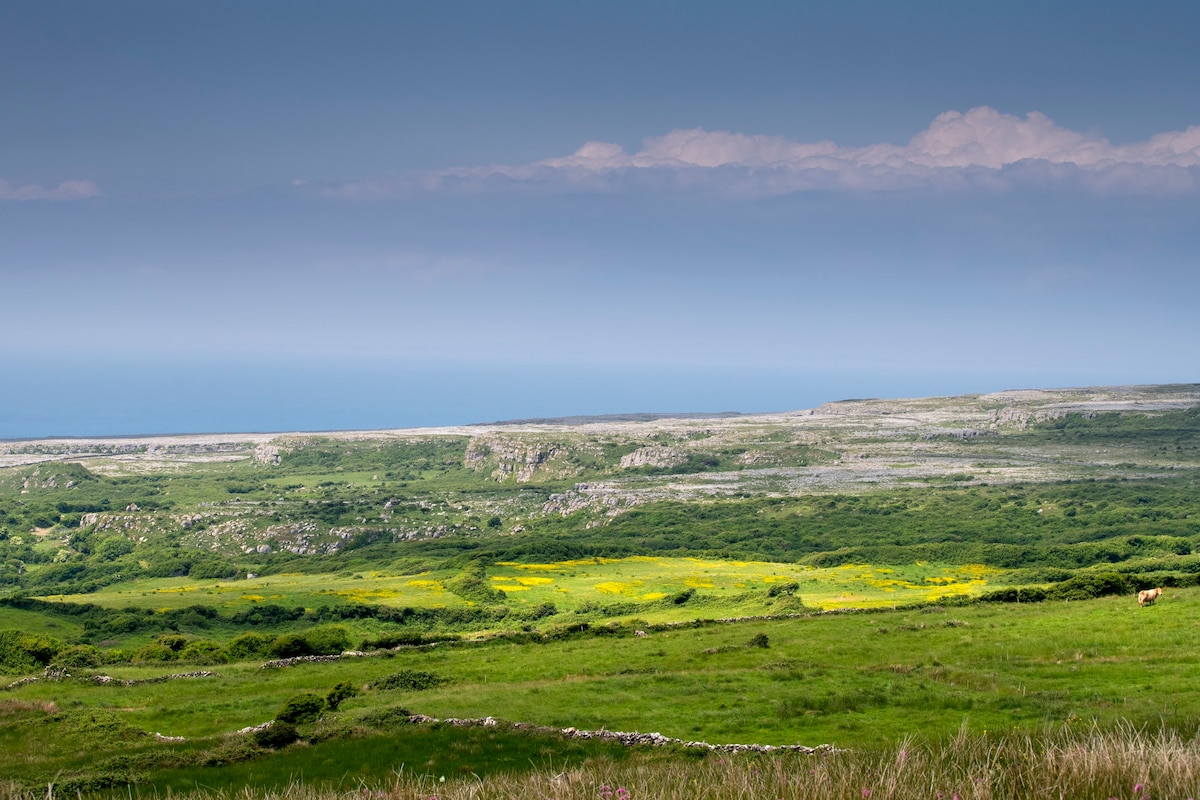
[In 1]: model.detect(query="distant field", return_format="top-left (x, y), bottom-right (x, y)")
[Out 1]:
top-left (44, 557), bottom-right (1005, 617)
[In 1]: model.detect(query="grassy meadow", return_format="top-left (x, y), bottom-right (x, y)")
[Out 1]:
top-left (3, 588), bottom-right (1200, 795)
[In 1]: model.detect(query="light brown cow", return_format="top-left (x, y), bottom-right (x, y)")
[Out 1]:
top-left (1138, 587), bottom-right (1163, 607)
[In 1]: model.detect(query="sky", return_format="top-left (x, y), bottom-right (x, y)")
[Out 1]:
top-left (2, 1), bottom-right (1198, 436)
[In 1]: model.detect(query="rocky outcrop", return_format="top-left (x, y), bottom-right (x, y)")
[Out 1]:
top-left (466, 437), bottom-right (563, 482)
top-left (543, 483), bottom-right (643, 518)
top-left (619, 446), bottom-right (685, 469)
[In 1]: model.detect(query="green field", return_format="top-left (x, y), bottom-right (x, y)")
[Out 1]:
top-left (2, 589), bottom-right (1199, 794)
top-left (46, 557), bottom-right (1003, 616)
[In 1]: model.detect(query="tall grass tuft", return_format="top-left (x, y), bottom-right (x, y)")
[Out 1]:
top-left (9, 725), bottom-right (1200, 800)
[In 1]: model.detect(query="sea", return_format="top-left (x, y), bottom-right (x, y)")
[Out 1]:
top-left (1, 356), bottom-right (1092, 440)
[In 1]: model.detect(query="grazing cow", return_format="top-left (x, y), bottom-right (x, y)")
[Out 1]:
top-left (1138, 587), bottom-right (1163, 607)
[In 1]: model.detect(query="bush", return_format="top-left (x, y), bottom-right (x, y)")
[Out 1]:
top-left (267, 625), bottom-right (350, 659)
top-left (156, 634), bottom-right (190, 652)
top-left (132, 643), bottom-right (178, 663)
top-left (361, 707), bottom-right (412, 729)
top-left (253, 721), bottom-right (300, 749)
top-left (519, 602), bottom-right (557, 621)
top-left (52, 644), bottom-right (102, 669)
top-left (747, 633), bottom-right (770, 648)
top-left (0, 631), bottom-right (64, 672)
top-left (444, 565), bottom-right (507, 604)
top-left (325, 680), bottom-right (359, 711)
top-left (275, 693), bottom-right (326, 725)
top-left (303, 625), bottom-right (351, 655)
top-left (1046, 572), bottom-right (1130, 601)
top-left (979, 586), bottom-right (1049, 603)
top-left (671, 588), bottom-right (696, 605)
top-left (767, 581), bottom-right (800, 597)
top-left (266, 633), bottom-right (311, 659)
top-left (180, 640), bottom-right (226, 664)
top-left (370, 669), bottom-right (449, 691)
top-left (224, 632), bottom-right (274, 662)
top-left (360, 631), bottom-right (459, 650)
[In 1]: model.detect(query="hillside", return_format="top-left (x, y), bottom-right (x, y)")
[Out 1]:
top-left (2, 385), bottom-right (1197, 586)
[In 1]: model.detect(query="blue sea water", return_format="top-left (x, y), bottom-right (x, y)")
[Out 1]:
top-left (1, 356), bottom-right (1082, 439)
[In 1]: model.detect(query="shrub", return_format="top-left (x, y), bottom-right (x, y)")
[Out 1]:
top-left (748, 633), bottom-right (770, 648)
top-left (180, 640), bottom-right (226, 664)
top-left (445, 565), bottom-right (507, 604)
top-left (370, 669), bottom-right (449, 692)
top-left (519, 602), bottom-right (557, 621)
top-left (1046, 572), bottom-right (1130, 601)
top-left (132, 643), bottom-right (178, 663)
top-left (361, 707), bottom-right (412, 729)
top-left (0, 630), bottom-right (63, 673)
top-left (671, 588), bottom-right (696, 605)
top-left (267, 633), bottom-right (311, 659)
top-left (767, 581), bottom-right (800, 597)
top-left (267, 625), bottom-right (350, 659)
top-left (156, 634), bottom-right (190, 652)
top-left (325, 680), bottom-right (359, 711)
top-left (51, 644), bottom-right (102, 669)
top-left (360, 631), bottom-right (459, 650)
top-left (253, 721), bottom-right (300, 749)
top-left (303, 625), bottom-right (351, 655)
top-left (224, 632), bottom-right (274, 661)
top-left (275, 693), bottom-right (326, 725)
top-left (979, 586), bottom-right (1049, 603)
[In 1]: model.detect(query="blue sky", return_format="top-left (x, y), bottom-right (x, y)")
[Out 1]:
top-left (3, 2), bottom-right (1198, 435)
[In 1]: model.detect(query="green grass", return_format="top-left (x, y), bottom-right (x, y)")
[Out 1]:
top-left (7, 589), bottom-right (1200, 753)
top-left (144, 724), bottom-right (633, 794)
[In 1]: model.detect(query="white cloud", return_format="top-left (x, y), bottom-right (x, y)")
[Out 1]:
top-left (0, 179), bottom-right (100, 201)
top-left (406, 107), bottom-right (1199, 195)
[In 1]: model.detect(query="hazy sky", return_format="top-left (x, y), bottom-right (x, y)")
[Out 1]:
top-left (3, 2), bottom-right (1198, 433)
